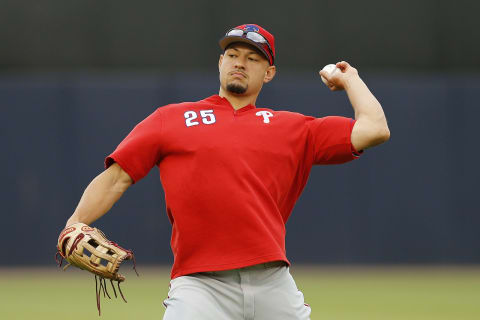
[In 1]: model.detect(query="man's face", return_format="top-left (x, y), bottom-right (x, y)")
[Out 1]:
top-left (219, 43), bottom-right (275, 96)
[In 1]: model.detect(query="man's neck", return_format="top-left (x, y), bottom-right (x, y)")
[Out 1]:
top-left (219, 89), bottom-right (258, 110)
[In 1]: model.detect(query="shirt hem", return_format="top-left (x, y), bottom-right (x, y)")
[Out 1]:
top-left (104, 155), bottom-right (139, 184)
top-left (170, 253), bottom-right (290, 279)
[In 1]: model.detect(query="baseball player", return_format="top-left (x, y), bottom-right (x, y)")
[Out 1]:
top-left (62, 24), bottom-right (389, 319)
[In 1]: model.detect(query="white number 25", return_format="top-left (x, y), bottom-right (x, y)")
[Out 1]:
top-left (184, 110), bottom-right (216, 127)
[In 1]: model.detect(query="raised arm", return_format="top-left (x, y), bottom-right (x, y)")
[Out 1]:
top-left (319, 61), bottom-right (390, 151)
top-left (65, 163), bottom-right (132, 226)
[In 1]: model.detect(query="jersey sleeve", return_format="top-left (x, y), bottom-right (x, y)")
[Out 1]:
top-left (105, 108), bottom-right (164, 183)
top-left (306, 116), bottom-right (362, 165)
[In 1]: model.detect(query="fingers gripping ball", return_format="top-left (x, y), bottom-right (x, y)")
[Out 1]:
top-left (321, 64), bottom-right (340, 85)
top-left (55, 223), bottom-right (139, 315)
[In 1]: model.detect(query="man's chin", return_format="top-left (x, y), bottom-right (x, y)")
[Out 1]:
top-left (226, 83), bottom-right (248, 95)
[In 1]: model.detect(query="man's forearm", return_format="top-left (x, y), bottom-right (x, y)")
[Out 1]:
top-left (319, 61), bottom-right (389, 150)
top-left (66, 163), bottom-right (132, 226)
top-left (344, 76), bottom-right (390, 150)
top-left (345, 76), bottom-right (386, 125)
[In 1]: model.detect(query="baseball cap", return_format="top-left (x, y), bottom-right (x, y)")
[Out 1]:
top-left (219, 24), bottom-right (275, 65)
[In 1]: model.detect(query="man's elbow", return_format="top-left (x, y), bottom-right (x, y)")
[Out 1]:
top-left (377, 125), bottom-right (390, 143)
top-left (363, 125), bottom-right (390, 149)
top-left (352, 119), bottom-right (390, 150)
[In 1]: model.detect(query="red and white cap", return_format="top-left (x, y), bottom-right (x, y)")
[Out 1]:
top-left (219, 24), bottom-right (275, 65)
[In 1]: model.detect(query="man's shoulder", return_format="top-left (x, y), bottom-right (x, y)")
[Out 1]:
top-left (155, 97), bottom-right (215, 113)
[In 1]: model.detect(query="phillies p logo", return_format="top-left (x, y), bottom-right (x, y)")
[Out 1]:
top-left (243, 25), bottom-right (260, 33)
top-left (256, 111), bottom-right (273, 123)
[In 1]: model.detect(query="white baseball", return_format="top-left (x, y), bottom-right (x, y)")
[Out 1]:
top-left (321, 64), bottom-right (340, 85)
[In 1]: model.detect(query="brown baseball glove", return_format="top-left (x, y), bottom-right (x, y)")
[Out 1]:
top-left (55, 222), bottom-right (138, 315)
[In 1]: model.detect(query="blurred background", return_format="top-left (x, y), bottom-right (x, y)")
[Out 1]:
top-left (1, 0), bottom-right (479, 319)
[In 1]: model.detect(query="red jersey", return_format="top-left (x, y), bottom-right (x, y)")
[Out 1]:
top-left (105, 95), bottom-right (361, 279)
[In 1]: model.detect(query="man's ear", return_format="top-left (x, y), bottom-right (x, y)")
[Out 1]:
top-left (218, 54), bottom-right (224, 73)
top-left (263, 65), bottom-right (276, 83)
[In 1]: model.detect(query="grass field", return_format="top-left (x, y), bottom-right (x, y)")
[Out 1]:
top-left (1, 265), bottom-right (479, 319)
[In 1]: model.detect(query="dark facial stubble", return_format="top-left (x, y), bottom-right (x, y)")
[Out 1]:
top-left (226, 83), bottom-right (247, 94)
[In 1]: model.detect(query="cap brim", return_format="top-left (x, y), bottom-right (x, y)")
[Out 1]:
top-left (219, 36), bottom-right (272, 65)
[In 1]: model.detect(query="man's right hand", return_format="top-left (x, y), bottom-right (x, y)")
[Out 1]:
top-left (319, 61), bottom-right (359, 91)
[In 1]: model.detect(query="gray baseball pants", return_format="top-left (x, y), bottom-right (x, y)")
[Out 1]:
top-left (163, 261), bottom-right (311, 320)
